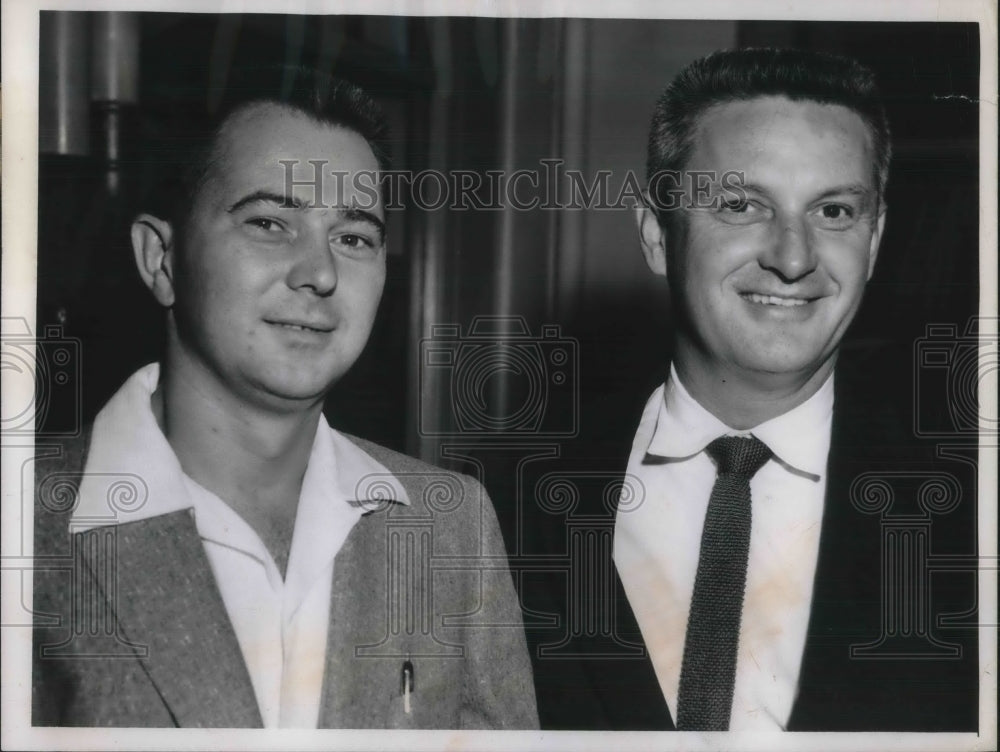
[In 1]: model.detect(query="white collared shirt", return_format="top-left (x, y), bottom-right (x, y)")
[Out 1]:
top-left (71, 364), bottom-right (409, 728)
top-left (614, 364), bottom-right (832, 731)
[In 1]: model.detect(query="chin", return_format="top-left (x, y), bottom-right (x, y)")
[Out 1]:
top-left (249, 367), bottom-right (347, 405)
top-left (735, 349), bottom-right (829, 379)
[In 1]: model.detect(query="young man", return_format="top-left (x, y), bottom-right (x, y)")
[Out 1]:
top-left (32, 70), bottom-right (537, 729)
top-left (532, 47), bottom-right (977, 732)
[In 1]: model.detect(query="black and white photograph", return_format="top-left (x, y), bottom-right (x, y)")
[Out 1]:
top-left (2, 1), bottom-right (996, 750)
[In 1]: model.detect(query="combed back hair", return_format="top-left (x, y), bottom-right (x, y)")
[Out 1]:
top-left (646, 47), bottom-right (891, 220)
top-left (145, 64), bottom-right (390, 235)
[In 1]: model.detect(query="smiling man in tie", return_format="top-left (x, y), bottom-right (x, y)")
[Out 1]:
top-left (532, 47), bottom-right (978, 733)
top-left (31, 67), bottom-right (537, 729)
top-left (621, 47), bottom-right (888, 732)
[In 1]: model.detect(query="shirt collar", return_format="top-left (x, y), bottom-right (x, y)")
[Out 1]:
top-left (72, 363), bottom-right (409, 534)
top-left (643, 363), bottom-right (833, 480)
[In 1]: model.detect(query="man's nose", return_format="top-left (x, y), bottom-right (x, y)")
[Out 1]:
top-left (759, 215), bottom-right (817, 283)
top-left (286, 230), bottom-right (338, 295)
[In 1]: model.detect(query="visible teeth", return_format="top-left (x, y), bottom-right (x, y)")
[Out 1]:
top-left (743, 293), bottom-right (808, 307)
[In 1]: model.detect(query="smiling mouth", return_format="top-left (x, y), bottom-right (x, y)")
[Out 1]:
top-left (740, 292), bottom-right (813, 308)
top-left (268, 320), bottom-right (334, 333)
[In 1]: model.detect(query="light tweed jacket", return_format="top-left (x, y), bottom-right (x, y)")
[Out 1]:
top-left (32, 429), bottom-right (538, 728)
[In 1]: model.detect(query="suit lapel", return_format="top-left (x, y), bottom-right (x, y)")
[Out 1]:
top-left (532, 442), bottom-right (675, 730)
top-left (82, 509), bottom-right (262, 727)
top-left (584, 563), bottom-right (675, 730)
top-left (316, 505), bottom-right (386, 728)
top-left (786, 408), bottom-right (882, 729)
top-left (786, 362), bottom-right (885, 729)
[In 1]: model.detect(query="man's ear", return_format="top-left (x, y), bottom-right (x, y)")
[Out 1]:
top-left (637, 203), bottom-right (668, 277)
top-left (867, 208), bottom-right (887, 281)
top-left (131, 214), bottom-right (177, 307)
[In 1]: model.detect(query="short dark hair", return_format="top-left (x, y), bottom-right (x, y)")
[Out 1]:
top-left (646, 47), bottom-right (891, 219)
top-left (145, 65), bottom-right (390, 233)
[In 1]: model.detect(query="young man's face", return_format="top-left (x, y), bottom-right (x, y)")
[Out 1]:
top-left (643, 95), bottom-right (884, 388)
top-left (169, 103), bottom-right (386, 410)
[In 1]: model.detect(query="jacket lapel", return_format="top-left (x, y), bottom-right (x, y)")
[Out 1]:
top-left (785, 407), bottom-right (882, 729)
top-left (81, 509), bottom-right (262, 727)
top-left (316, 505), bottom-right (386, 728)
top-left (528, 442), bottom-right (675, 730)
top-left (787, 361), bottom-right (889, 729)
top-left (585, 564), bottom-right (675, 730)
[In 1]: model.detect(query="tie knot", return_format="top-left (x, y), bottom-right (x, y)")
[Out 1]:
top-left (706, 435), bottom-right (772, 477)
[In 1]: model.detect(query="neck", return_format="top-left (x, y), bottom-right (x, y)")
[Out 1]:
top-left (673, 349), bottom-right (836, 431)
top-left (153, 346), bottom-right (324, 522)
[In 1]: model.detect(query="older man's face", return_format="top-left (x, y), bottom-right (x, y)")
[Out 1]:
top-left (170, 103), bottom-right (386, 410)
top-left (660, 95), bottom-right (884, 386)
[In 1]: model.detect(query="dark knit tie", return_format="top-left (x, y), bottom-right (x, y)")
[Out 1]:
top-left (676, 435), bottom-right (772, 731)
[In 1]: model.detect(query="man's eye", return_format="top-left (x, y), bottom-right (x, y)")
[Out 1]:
top-left (712, 197), bottom-right (766, 225)
top-left (814, 203), bottom-right (858, 229)
top-left (340, 234), bottom-right (370, 247)
top-left (334, 232), bottom-right (382, 253)
top-left (822, 205), bottom-right (852, 219)
top-left (720, 197), bottom-right (749, 213)
top-left (245, 217), bottom-right (285, 233)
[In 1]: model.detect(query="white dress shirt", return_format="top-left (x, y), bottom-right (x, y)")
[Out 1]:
top-left (71, 364), bottom-right (409, 728)
top-left (614, 364), bottom-right (832, 730)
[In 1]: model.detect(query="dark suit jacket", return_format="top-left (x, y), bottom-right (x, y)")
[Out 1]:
top-left (527, 345), bottom-right (979, 731)
top-left (32, 430), bottom-right (539, 728)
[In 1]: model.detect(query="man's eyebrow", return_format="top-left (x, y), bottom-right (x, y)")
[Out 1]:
top-left (815, 184), bottom-right (873, 199)
top-left (732, 181), bottom-right (772, 198)
top-left (226, 190), bottom-right (303, 213)
top-left (737, 182), bottom-right (875, 201)
top-left (342, 207), bottom-right (386, 242)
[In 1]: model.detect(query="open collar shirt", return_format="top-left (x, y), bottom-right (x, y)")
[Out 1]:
top-left (71, 363), bottom-right (409, 728)
top-left (614, 364), bottom-right (832, 730)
